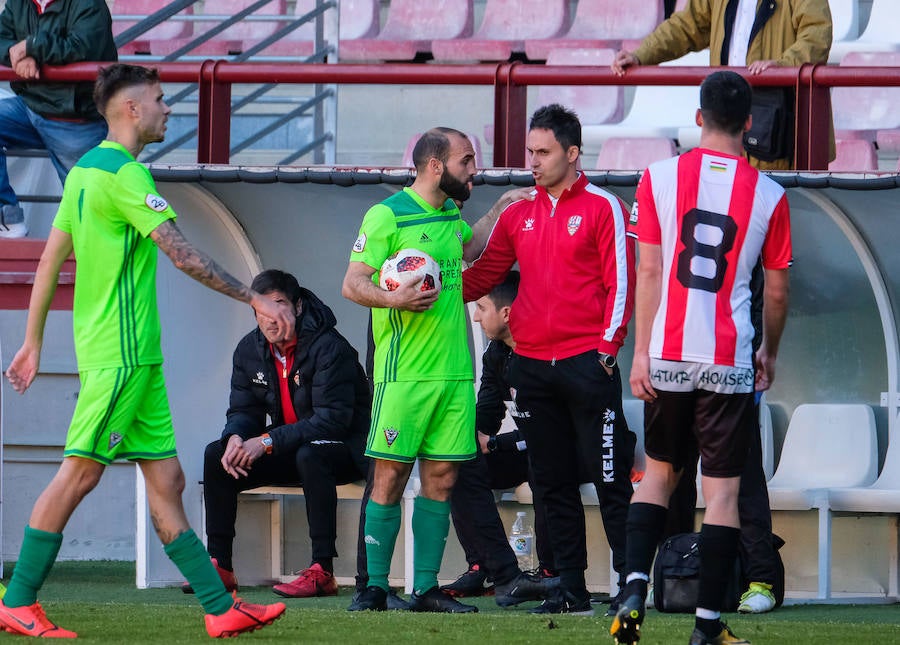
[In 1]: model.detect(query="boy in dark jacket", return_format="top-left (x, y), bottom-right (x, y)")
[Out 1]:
top-left (194, 269), bottom-right (371, 599)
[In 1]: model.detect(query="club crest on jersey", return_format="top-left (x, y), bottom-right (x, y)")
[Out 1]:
top-left (108, 431), bottom-right (123, 450)
top-left (567, 215), bottom-right (583, 236)
top-left (352, 233), bottom-right (367, 253)
top-left (383, 427), bottom-right (399, 447)
top-left (252, 372), bottom-right (267, 386)
top-left (145, 194), bottom-right (168, 212)
top-left (523, 218), bottom-right (535, 232)
top-left (456, 231), bottom-right (463, 245)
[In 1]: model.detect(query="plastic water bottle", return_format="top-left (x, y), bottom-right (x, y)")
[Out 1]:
top-left (508, 511), bottom-right (534, 571)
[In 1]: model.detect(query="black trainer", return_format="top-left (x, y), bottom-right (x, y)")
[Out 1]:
top-left (409, 586), bottom-right (478, 613)
top-left (494, 570), bottom-right (558, 607)
top-left (610, 592), bottom-right (646, 644)
top-left (347, 586), bottom-right (387, 611)
top-left (529, 588), bottom-right (594, 616)
top-left (386, 589), bottom-right (410, 611)
top-left (606, 586), bottom-right (625, 617)
top-left (439, 563), bottom-right (492, 597)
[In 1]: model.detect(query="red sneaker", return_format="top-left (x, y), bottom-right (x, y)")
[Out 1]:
top-left (0, 599), bottom-right (77, 638)
top-left (182, 557), bottom-right (238, 594)
top-left (272, 563), bottom-right (338, 598)
top-left (205, 597), bottom-right (285, 638)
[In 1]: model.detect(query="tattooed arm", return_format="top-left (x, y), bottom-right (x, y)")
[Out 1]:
top-left (150, 219), bottom-right (294, 338)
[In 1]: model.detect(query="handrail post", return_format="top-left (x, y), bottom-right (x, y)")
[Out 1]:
top-left (493, 62), bottom-right (527, 168)
top-left (797, 63), bottom-right (831, 171)
top-left (197, 60), bottom-right (232, 164)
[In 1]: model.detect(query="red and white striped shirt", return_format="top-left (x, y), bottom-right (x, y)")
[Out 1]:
top-left (629, 148), bottom-right (792, 368)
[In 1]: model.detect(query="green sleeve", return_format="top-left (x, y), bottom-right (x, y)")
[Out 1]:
top-left (350, 203), bottom-right (397, 271)
top-left (113, 162), bottom-right (176, 237)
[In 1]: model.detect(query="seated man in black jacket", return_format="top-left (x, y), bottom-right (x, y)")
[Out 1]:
top-left (441, 271), bottom-right (557, 606)
top-left (189, 269), bottom-right (370, 598)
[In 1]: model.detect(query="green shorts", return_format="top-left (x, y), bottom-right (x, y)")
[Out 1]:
top-left (65, 365), bottom-right (177, 464)
top-left (366, 380), bottom-right (475, 463)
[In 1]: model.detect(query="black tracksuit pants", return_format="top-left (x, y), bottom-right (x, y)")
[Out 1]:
top-left (203, 439), bottom-right (367, 567)
top-left (507, 351), bottom-right (636, 593)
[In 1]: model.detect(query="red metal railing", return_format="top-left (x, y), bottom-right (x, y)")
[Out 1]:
top-left (3, 61), bottom-right (898, 170)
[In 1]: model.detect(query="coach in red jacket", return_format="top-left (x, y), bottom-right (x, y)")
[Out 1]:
top-left (463, 104), bottom-right (636, 615)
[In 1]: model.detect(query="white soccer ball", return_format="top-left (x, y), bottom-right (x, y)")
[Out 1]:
top-left (379, 248), bottom-right (441, 293)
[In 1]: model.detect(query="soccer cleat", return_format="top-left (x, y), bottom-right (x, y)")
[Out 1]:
top-left (408, 586), bottom-right (478, 613)
top-left (689, 622), bottom-right (750, 644)
top-left (0, 600), bottom-right (77, 638)
top-left (494, 570), bottom-right (556, 607)
top-left (610, 592), bottom-right (646, 644)
top-left (386, 589), bottom-right (410, 611)
top-left (204, 597), bottom-right (285, 638)
top-left (439, 563), bottom-right (492, 597)
top-left (182, 557), bottom-right (238, 594)
top-left (529, 588), bottom-right (594, 616)
top-left (272, 563), bottom-right (338, 598)
top-left (606, 587), bottom-right (625, 617)
top-left (347, 586), bottom-right (387, 611)
top-left (737, 582), bottom-right (776, 614)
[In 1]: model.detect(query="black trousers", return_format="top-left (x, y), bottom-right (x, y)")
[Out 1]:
top-left (449, 446), bottom-right (555, 583)
top-left (203, 438), bottom-right (367, 566)
top-left (507, 351), bottom-right (636, 592)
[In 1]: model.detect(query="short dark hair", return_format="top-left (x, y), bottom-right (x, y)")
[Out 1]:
top-left (699, 71), bottom-right (753, 136)
top-left (487, 270), bottom-right (520, 309)
top-left (411, 127), bottom-right (468, 171)
top-left (529, 104), bottom-right (582, 151)
top-left (251, 269), bottom-right (302, 306)
top-left (93, 64), bottom-right (160, 116)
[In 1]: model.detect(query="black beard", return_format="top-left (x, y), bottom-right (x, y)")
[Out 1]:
top-left (439, 170), bottom-right (471, 203)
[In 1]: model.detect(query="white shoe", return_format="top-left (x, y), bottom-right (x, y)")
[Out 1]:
top-left (0, 205), bottom-right (27, 238)
top-left (737, 581), bottom-right (776, 614)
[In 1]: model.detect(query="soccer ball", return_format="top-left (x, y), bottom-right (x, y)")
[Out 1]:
top-left (379, 248), bottom-right (441, 292)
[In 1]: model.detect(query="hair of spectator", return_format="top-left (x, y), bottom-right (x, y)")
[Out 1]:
top-left (93, 64), bottom-right (160, 117)
top-left (412, 127), bottom-right (468, 172)
top-left (251, 269), bottom-right (302, 306)
top-left (488, 270), bottom-right (520, 309)
top-left (699, 70), bottom-right (753, 136)
top-left (529, 103), bottom-right (583, 152)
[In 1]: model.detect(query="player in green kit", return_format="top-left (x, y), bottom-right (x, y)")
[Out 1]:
top-left (2, 64), bottom-right (294, 639)
top-left (343, 128), bottom-right (527, 612)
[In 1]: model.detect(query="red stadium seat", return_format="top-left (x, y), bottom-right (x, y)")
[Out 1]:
top-left (431, 0), bottom-right (569, 62)
top-left (536, 49), bottom-right (624, 125)
top-left (828, 139), bottom-right (878, 172)
top-left (111, 0), bottom-right (194, 56)
top-left (525, 0), bottom-right (664, 61)
top-left (831, 52), bottom-right (900, 140)
top-left (401, 132), bottom-right (484, 168)
top-left (595, 137), bottom-right (677, 171)
top-left (829, 0), bottom-right (900, 62)
top-left (257, 0), bottom-right (378, 58)
top-left (191, 0), bottom-right (288, 56)
top-left (339, 0), bottom-right (474, 62)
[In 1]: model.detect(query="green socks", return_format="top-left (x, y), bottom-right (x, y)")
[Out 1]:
top-left (164, 530), bottom-right (232, 616)
top-left (4, 526), bottom-right (63, 608)
top-left (364, 500), bottom-right (402, 592)
top-left (412, 496), bottom-right (450, 595)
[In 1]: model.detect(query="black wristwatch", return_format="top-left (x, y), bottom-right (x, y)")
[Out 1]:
top-left (598, 352), bottom-right (617, 369)
top-left (486, 435), bottom-right (499, 453)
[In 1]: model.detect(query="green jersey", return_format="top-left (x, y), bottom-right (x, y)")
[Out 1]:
top-left (52, 141), bottom-right (175, 371)
top-left (351, 187), bottom-right (473, 383)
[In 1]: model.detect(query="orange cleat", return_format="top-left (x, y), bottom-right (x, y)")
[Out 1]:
top-left (204, 597), bottom-right (285, 638)
top-left (0, 599), bottom-right (77, 638)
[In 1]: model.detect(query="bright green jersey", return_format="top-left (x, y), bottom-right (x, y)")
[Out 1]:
top-left (52, 141), bottom-right (175, 371)
top-left (351, 187), bottom-right (474, 383)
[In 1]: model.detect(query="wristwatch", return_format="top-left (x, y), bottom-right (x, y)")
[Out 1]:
top-left (598, 352), bottom-right (617, 369)
top-left (260, 433), bottom-right (273, 455)
top-left (486, 435), bottom-right (499, 453)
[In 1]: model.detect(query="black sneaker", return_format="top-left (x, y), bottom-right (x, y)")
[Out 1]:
top-left (606, 586), bottom-right (625, 617)
top-left (386, 589), bottom-right (410, 611)
top-left (610, 592), bottom-right (646, 644)
top-left (439, 563), bottom-right (492, 597)
top-left (494, 570), bottom-right (557, 607)
top-left (409, 586), bottom-right (478, 613)
top-left (529, 588), bottom-right (594, 616)
top-left (347, 585), bottom-right (387, 611)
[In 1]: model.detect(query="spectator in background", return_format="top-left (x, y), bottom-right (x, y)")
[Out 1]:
top-left (441, 271), bottom-right (557, 606)
top-left (193, 269), bottom-right (371, 600)
top-left (0, 0), bottom-right (116, 237)
top-left (611, 0), bottom-right (833, 170)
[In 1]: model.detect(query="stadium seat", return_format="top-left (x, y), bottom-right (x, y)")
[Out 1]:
top-left (430, 0), bottom-right (569, 62)
top-left (111, 0), bottom-right (194, 56)
top-left (595, 136), bottom-right (677, 170)
top-left (339, 0), bottom-right (474, 62)
top-left (192, 0), bottom-right (288, 57)
top-left (536, 49), bottom-right (624, 126)
top-left (582, 50), bottom-right (709, 149)
top-left (829, 0), bottom-right (900, 62)
top-left (828, 139), bottom-right (878, 172)
top-left (829, 0), bottom-right (860, 44)
top-left (524, 0), bottom-right (664, 62)
top-left (401, 132), bottom-right (483, 168)
top-left (255, 0), bottom-right (378, 58)
top-left (831, 52), bottom-right (900, 143)
top-left (767, 404), bottom-right (878, 599)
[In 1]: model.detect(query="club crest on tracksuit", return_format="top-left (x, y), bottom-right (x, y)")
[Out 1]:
top-left (383, 427), bottom-right (399, 446)
top-left (108, 432), bottom-right (123, 450)
top-left (567, 215), bottom-right (583, 236)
